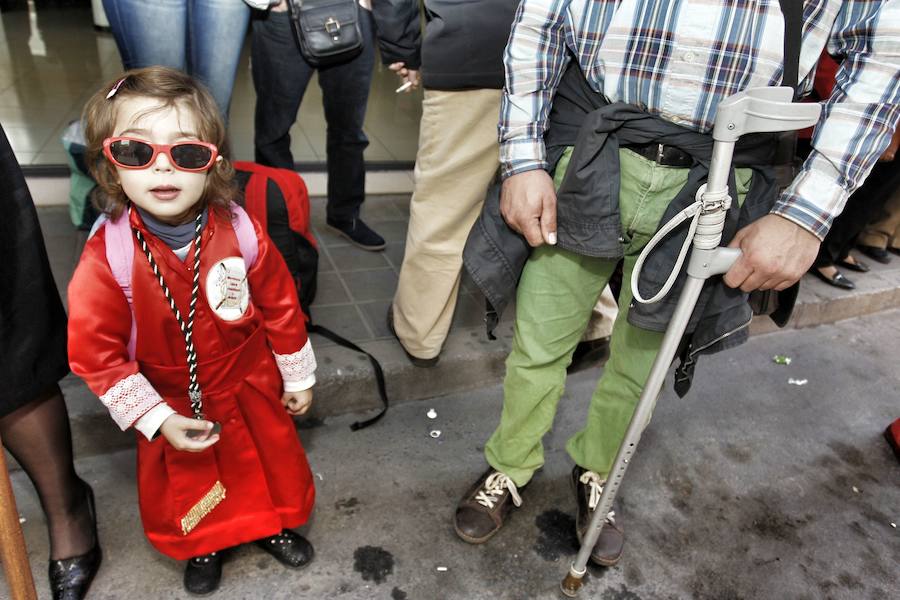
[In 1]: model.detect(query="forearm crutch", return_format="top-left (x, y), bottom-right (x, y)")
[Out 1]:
top-left (560, 87), bottom-right (821, 597)
top-left (0, 434), bottom-right (38, 600)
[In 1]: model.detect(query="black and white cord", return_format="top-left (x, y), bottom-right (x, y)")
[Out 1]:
top-left (131, 208), bottom-right (205, 418)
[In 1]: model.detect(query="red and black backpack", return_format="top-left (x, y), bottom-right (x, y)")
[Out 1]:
top-left (234, 161), bottom-right (318, 319)
top-left (233, 162), bottom-right (387, 429)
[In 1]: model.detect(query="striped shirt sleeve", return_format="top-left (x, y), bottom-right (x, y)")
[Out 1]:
top-left (774, 0), bottom-right (900, 239)
top-left (499, 0), bottom-right (572, 179)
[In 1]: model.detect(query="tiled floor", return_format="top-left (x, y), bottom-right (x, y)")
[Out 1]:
top-left (308, 194), bottom-right (497, 347)
top-left (0, 3), bottom-right (422, 167)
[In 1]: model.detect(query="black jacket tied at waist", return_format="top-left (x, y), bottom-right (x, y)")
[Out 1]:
top-left (463, 62), bottom-right (796, 393)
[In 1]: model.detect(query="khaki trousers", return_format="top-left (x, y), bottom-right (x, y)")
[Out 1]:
top-left (393, 89), bottom-right (617, 358)
top-left (393, 88), bottom-right (504, 359)
top-left (858, 187), bottom-right (900, 250)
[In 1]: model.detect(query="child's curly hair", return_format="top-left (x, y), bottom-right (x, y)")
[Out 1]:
top-left (83, 66), bottom-right (237, 219)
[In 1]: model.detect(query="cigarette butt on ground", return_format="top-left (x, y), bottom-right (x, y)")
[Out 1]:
top-left (395, 81), bottom-right (413, 93)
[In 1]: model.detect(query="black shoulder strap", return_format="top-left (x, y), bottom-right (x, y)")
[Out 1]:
top-left (307, 322), bottom-right (389, 431)
top-left (780, 0), bottom-right (803, 95)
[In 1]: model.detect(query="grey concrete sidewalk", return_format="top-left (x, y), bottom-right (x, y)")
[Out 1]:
top-left (32, 194), bottom-right (900, 460)
top-left (10, 310), bottom-right (900, 599)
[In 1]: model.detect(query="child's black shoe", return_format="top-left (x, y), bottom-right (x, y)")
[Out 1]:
top-left (184, 551), bottom-right (222, 596)
top-left (254, 529), bottom-right (314, 569)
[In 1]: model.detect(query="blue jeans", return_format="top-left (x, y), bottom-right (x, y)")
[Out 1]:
top-left (251, 8), bottom-right (375, 222)
top-left (102, 0), bottom-right (250, 117)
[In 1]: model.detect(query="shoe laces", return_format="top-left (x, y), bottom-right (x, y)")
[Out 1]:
top-left (475, 472), bottom-right (522, 509)
top-left (579, 470), bottom-right (615, 523)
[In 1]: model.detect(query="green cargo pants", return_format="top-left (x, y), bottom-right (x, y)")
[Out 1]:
top-left (484, 148), bottom-right (750, 485)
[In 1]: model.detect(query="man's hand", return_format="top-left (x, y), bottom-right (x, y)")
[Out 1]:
top-left (388, 62), bottom-right (420, 92)
top-left (159, 414), bottom-right (220, 452)
top-left (282, 389), bottom-right (313, 416)
top-left (724, 214), bottom-right (821, 292)
top-left (500, 170), bottom-right (558, 247)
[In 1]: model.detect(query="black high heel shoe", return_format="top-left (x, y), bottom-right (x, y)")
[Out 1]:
top-left (810, 267), bottom-right (856, 290)
top-left (48, 483), bottom-right (102, 600)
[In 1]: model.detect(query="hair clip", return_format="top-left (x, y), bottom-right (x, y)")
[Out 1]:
top-left (106, 77), bottom-right (127, 100)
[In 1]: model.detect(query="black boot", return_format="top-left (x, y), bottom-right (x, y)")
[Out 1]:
top-left (183, 551), bottom-right (223, 596)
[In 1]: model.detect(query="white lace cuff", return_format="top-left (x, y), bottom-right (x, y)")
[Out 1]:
top-left (99, 373), bottom-right (165, 430)
top-left (274, 340), bottom-right (317, 390)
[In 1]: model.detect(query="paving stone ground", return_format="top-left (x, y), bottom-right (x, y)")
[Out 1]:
top-left (10, 310), bottom-right (900, 599)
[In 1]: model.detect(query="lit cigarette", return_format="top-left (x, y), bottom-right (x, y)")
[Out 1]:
top-left (395, 81), bottom-right (413, 93)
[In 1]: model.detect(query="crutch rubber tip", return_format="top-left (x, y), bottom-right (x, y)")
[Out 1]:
top-left (560, 573), bottom-right (584, 597)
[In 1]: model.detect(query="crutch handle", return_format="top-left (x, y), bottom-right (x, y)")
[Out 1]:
top-left (687, 246), bottom-right (741, 278)
top-left (713, 86), bottom-right (821, 141)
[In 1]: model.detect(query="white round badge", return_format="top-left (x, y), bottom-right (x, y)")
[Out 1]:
top-left (206, 257), bottom-right (249, 321)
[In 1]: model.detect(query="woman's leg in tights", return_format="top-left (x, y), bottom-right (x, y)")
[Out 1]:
top-left (0, 384), bottom-right (94, 559)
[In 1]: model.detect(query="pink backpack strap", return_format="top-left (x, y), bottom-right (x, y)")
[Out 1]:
top-left (230, 203), bottom-right (259, 270)
top-left (101, 213), bottom-right (138, 361)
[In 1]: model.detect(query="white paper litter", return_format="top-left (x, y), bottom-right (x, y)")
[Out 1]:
top-left (18, 516), bottom-right (25, 524)
top-left (852, 486), bottom-right (860, 493)
top-left (891, 522), bottom-right (896, 528)
top-left (436, 566), bottom-right (448, 572)
top-left (315, 473), bottom-right (324, 481)
top-left (426, 408), bottom-right (437, 419)
top-left (430, 430), bottom-right (442, 439)
top-left (788, 378), bottom-right (808, 386)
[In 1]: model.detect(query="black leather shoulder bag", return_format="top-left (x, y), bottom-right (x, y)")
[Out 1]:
top-left (288, 0), bottom-right (363, 67)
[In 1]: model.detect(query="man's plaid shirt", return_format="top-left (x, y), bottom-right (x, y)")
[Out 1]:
top-left (500, 0), bottom-right (900, 239)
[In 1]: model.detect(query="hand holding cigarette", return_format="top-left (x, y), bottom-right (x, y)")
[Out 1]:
top-left (389, 62), bottom-right (420, 93)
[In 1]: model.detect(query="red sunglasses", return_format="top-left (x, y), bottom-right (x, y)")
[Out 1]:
top-left (102, 137), bottom-right (219, 172)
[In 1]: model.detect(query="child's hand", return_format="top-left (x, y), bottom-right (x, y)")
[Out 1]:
top-left (159, 414), bottom-right (220, 452)
top-left (282, 389), bottom-right (313, 416)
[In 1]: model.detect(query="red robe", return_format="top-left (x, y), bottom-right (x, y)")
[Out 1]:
top-left (68, 207), bottom-right (315, 560)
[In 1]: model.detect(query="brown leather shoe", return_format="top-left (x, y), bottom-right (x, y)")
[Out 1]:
top-left (454, 467), bottom-right (524, 544)
top-left (572, 465), bottom-right (624, 566)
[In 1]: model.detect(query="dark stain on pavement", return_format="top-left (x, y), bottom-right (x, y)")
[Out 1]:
top-left (848, 520), bottom-right (867, 539)
top-left (688, 565), bottom-right (745, 600)
top-left (828, 440), bottom-right (866, 467)
top-left (624, 563), bottom-right (645, 587)
top-left (837, 571), bottom-right (864, 590)
top-left (533, 509), bottom-right (578, 562)
top-left (814, 454), bottom-right (841, 469)
top-left (336, 582), bottom-right (353, 594)
top-left (335, 497), bottom-right (360, 515)
top-left (661, 470), bottom-right (694, 514)
top-left (721, 442), bottom-right (752, 464)
top-left (353, 545), bottom-right (394, 584)
top-left (817, 571), bottom-right (866, 595)
top-left (738, 495), bottom-right (811, 545)
top-left (390, 587), bottom-right (408, 600)
top-left (601, 584), bottom-right (643, 599)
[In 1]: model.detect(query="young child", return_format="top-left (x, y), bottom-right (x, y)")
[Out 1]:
top-left (68, 67), bottom-right (317, 595)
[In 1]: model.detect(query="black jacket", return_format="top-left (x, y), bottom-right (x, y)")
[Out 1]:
top-left (371, 0), bottom-right (422, 68)
top-left (420, 0), bottom-right (519, 90)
